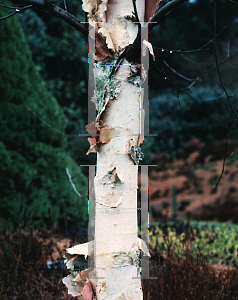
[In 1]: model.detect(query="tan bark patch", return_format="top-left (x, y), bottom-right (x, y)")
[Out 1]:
top-left (145, 0), bottom-right (162, 22)
top-left (98, 17), bottom-right (131, 51)
top-left (98, 127), bottom-right (119, 144)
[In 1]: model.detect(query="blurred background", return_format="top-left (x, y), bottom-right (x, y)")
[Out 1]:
top-left (1, 0), bottom-right (238, 230)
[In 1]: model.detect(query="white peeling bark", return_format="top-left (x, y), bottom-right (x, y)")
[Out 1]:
top-left (94, 67), bottom-right (142, 299)
top-left (94, 1), bottom-right (145, 299)
top-left (62, 1), bottom-right (147, 299)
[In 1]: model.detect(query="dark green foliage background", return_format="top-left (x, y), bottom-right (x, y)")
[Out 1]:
top-left (0, 8), bottom-right (88, 228)
top-left (18, 3), bottom-right (93, 167)
top-left (0, 0), bottom-right (238, 227)
top-left (147, 86), bottom-right (238, 157)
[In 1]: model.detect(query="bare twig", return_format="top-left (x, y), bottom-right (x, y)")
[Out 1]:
top-left (213, 0), bottom-right (237, 187)
top-left (0, 4), bottom-right (32, 20)
top-left (0, 11), bottom-right (18, 20)
top-left (163, 60), bottom-right (199, 82)
top-left (154, 46), bottom-right (209, 54)
top-left (26, 105), bottom-right (84, 139)
top-left (213, 0), bottom-right (238, 121)
top-left (181, 54), bottom-right (214, 65)
top-left (151, 60), bottom-right (227, 122)
top-left (66, 168), bottom-right (86, 198)
top-left (63, 0), bottom-right (67, 11)
top-left (151, 59), bottom-right (197, 133)
top-left (5, 0), bottom-right (88, 36)
top-left (180, 49), bottom-right (238, 90)
top-left (0, 3), bottom-right (31, 9)
top-left (180, 80), bottom-right (198, 91)
top-left (155, 26), bottom-right (227, 54)
top-left (213, 113), bottom-right (232, 189)
top-left (54, 171), bottom-right (83, 182)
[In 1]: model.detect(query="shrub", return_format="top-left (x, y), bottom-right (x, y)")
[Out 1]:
top-left (0, 8), bottom-right (88, 229)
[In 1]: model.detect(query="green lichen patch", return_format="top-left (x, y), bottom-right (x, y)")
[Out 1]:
top-left (127, 75), bottom-right (141, 86)
top-left (127, 65), bottom-right (147, 86)
top-left (93, 57), bottom-right (121, 114)
top-left (128, 145), bottom-right (144, 165)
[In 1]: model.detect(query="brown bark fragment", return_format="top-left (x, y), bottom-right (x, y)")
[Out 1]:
top-left (145, 0), bottom-right (162, 22)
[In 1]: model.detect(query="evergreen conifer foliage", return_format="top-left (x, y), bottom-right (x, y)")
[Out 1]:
top-left (0, 9), bottom-right (88, 229)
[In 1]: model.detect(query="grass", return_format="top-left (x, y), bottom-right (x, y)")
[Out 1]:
top-left (147, 220), bottom-right (238, 266)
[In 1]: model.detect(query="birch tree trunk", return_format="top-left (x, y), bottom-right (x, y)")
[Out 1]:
top-left (94, 2), bottom-right (145, 299)
top-left (94, 67), bottom-right (143, 300)
top-left (63, 1), bottom-right (148, 299)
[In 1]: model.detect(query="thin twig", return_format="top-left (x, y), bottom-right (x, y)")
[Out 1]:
top-left (163, 60), bottom-right (199, 82)
top-left (181, 54), bottom-right (214, 66)
top-left (5, 0), bottom-right (88, 36)
top-left (151, 60), bottom-right (227, 123)
top-left (180, 49), bottom-right (238, 89)
top-left (213, 113), bottom-right (232, 189)
top-left (181, 80), bottom-right (198, 91)
top-left (63, 0), bottom-right (67, 11)
top-left (151, 60), bottom-right (196, 132)
top-left (0, 11), bottom-right (17, 20)
top-left (154, 27), bottom-right (226, 54)
top-left (213, 0), bottom-right (237, 187)
top-left (66, 168), bottom-right (85, 198)
top-left (154, 46), bottom-right (209, 54)
top-left (213, 0), bottom-right (238, 121)
top-left (54, 172), bottom-right (83, 182)
top-left (26, 105), bottom-right (83, 139)
top-left (0, 4), bottom-right (32, 20)
top-left (0, 3), bottom-right (29, 9)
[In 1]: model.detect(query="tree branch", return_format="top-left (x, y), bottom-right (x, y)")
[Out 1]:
top-left (213, 0), bottom-right (238, 121)
top-left (212, 0), bottom-right (237, 187)
top-left (148, 0), bottom-right (189, 31)
top-left (26, 105), bottom-right (84, 139)
top-left (0, 4), bottom-right (32, 20)
top-left (163, 60), bottom-right (199, 82)
top-left (153, 26), bottom-right (227, 54)
top-left (151, 59), bottom-right (227, 122)
top-left (0, 10), bottom-right (17, 20)
top-left (10, 0), bottom-right (88, 36)
top-left (0, 3), bottom-right (30, 9)
top-left (66, 168), bottom-right (85, 198)
top-left (181, 49), bottom-right (238, 87)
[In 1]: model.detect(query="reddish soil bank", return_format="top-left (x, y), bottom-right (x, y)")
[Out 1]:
top-left (148, 139), bottom-right (238, 223)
